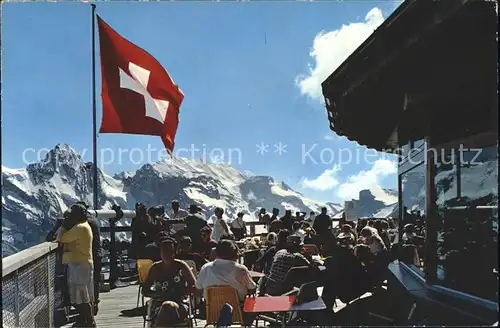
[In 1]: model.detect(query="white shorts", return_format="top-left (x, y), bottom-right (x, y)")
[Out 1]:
top-left (67, 262), bottom-right (94, 305)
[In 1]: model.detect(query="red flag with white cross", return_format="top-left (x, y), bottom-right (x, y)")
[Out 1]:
top-left (97, 16), bottom-right (184, 152)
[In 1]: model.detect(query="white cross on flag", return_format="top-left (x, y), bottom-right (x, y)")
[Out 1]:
top-left (97, 16), bottom-right (184, 152)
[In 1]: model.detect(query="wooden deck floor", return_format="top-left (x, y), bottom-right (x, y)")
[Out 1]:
top-left (60, 282), bottom-right (231, 328)
top-left (60, 283), bottom-right (390, 328)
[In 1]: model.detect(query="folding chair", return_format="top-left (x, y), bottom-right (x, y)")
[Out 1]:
top-left (144, 298), bottom-right (195, 328)
top-left (204, 285), bottom-right (243, 327)
top-left (137, 259), bottom-right (153, 308)
top-left (182, 259), bottom-right (198, 327)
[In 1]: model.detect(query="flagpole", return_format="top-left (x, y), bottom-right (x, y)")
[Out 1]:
top-left (91, 3), bottom-right (99, 210)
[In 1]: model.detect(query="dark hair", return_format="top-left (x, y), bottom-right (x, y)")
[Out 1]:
top-left (214, 207), bottom-right (224, 215)
top-left (155, 231), bottom-right (170, 245)
top-left (360, 227), bottom-right (373, 238)
top-left (215, 240), bottom-right (239, 260)
top-left (189, 204), bottom-right (198, 214)
top-left (301, 222), bottom-right (311, 229)
top-left (277, 229), bottom-right (291, 244)
top-left (69, 203), bottom-right (89, 223)
top-left (355, 244), bottom-right (372, 263)
top-left (172, 200), bottom-right (179, 205)
top-left (75, 201), bottom-right (90, 209)
top-left (147, 207), bottom-right (156, 216)
top-left (159, 237), bottom-right (177, 251)
top-left (292, 221), bottom-right (301, 231)
top-left (179, 236), bottom-right (192, 249)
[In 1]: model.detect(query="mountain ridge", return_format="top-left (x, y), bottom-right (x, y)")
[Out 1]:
top-left (7, 143), bottom-right (386, 256)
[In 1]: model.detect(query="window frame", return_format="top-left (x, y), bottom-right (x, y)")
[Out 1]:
top-left (427, 134), bottom-right (498, 299)
top-left (398, 152), bottom-right (427, 274)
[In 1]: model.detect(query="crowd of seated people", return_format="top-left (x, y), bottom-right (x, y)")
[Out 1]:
top-left (126, 202), bottom-right (409, 327)
top-left (45, 196), bottom-right (417, 327)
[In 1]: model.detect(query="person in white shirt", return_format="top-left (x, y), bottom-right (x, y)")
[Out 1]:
top-left (292, 221), bottom-right (306, 243)
top-left (360, 227), bottom-right (386, 256)
top-left (171, 200), bottom-right (189, 219)
top-left (230, 212), bottom-right (247, 241)
top-left (196, 240), bottom-right (256, 300)
top-left (195, 240), bottom-right (256, 325)
top-left (210, 207), bottom-right (233, 242)
top-left (170, 200), bottom-right (189, 232)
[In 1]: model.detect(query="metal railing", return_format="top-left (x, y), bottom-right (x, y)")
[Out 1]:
top-left (2, 242), bottom-right (61, 328)
top-left (1, 207), bottom-right (268, 327)
top-left (0, 208), bottom-right (134, 328)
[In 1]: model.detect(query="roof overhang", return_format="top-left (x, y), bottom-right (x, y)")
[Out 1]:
top-left (322, 0), bottom-right (498, 151)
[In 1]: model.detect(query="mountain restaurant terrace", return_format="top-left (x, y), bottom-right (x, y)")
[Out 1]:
top-left (2, 208), bottom-right (398, 328)
top-left (322, 0), bottom-right (498, 325)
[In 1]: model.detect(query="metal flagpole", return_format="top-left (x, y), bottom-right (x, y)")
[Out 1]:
top-left (91, 3), bottom-right (99, 210)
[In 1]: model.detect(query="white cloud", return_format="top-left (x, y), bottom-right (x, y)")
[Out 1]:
top-left (301, 159), bottom-right (397, 203)
top-left (336, 159), bottom-right (397, 203)
top-left (296, 8), bottom-right (385, 101)
top-left (301, 164), bottom-right (341, 191)
top-left (324, 134), bottom-right (336, 141)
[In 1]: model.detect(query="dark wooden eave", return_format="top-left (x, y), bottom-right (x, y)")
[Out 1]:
top-left (321, 0), bottom-right (498, 151)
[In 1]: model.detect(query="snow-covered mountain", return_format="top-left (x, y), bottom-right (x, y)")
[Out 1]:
top-left (3, 144), bottom-right (347, 256)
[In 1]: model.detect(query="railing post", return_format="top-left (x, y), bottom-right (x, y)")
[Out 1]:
top-left (109, 205), bottom-right (124, 288)
top-left (46, 255), bottom-right (53, 328)
top-left (109, 217), bottom-right (117, 288)
top-left (14, 270), bottom-right (20, 327)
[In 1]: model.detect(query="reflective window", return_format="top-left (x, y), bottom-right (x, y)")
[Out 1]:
top-left (435, 144), bottom-right (498, 301)
top-left (435, 150), bottom-right (458, 281)
top-left (399, 162), bottom-right (426, 271)
top-left (399, 143), bottom-right (410, 162)
top-left (413, 138), bottom-right (426, 150)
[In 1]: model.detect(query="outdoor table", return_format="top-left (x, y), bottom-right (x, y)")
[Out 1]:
top-left (243, 295), bottom-right (327, 326)
top-left (244, 296), bottom-right (295, 313)
top-left (249, 270), bottom-right (265, 280)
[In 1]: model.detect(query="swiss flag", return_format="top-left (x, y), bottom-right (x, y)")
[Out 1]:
top-left (97, 16), bottom-right (184, 152)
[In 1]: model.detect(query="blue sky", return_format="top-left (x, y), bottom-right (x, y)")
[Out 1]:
top-left (2, 1), bottom-right (401, 204)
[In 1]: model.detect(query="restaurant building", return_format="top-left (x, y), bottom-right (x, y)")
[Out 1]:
top-left (322, 0), bottom-right (498, 325)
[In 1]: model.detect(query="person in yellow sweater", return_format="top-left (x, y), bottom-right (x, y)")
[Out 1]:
top-left (57, 203), bottom-right (95, 328)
